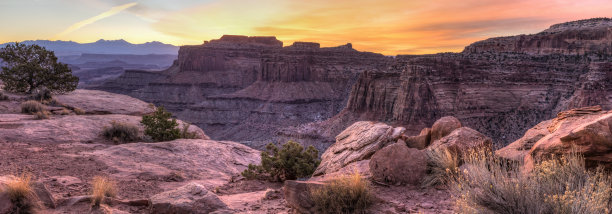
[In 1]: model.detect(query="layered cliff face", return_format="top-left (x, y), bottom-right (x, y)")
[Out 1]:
top-left (463, 18), bottom-right (612, 55)
top-left (333, 19), bottom-right (612, 146)
top-left (96, 19), bottom-right (612, 149)
top-left (95, 35), bottom-right (390, 149)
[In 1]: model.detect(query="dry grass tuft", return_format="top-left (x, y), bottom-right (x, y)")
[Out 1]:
top-left (33, 111), bottom-right (50, 120)
top-left (91, 176), bottom-right (116, 208)
top-left (101, 121), bottom-right (140, 143)
top-left (310, 172), bottom-right (374, 214)
top-left (73, 107), bottom-right (86, 115)
top-left (20, 100), bottom-right (44, 114)
top-left (2, 174), bottom-right (39, 213)
top-left (422, 147), bottom-right (459, 187)
top-left (58, 108), bottom-right (71, 115)
top-left (450, 149), bottom-right (612, 214)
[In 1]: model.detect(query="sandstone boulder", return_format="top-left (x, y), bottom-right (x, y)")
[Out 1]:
top-left (429, 127), bottom-right (492, 156)
top-left (313, 121), bottom-right (397, 176)
top-left (55, 89), bottom-right (155, 115)
top-left (369, 143), bottom-right (427, 185)
top-left (88, 139), bottom-right (260, 190)
top-left (404, 128), bottom-right (431, 149)
top-left (0, 114), bottom-right (208, 144)
top-left (283, 180), bottom-right (326, 214)
top-left (496, 120), bottom-right (552, 162)
top-left (149, 182), bottom-right (230, 214)
top-left (430, 116), bottom-right (462, 143)
top-left (515, 107), bottom-right (612, 170)
top-left (310, 160), bottom-right (371, 182)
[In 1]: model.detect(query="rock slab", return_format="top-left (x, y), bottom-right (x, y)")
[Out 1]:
top-left (149, 182), bottom-right (229, 214)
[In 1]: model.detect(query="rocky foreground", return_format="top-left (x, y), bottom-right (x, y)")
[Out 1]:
top-left (2, 88), bottom-right (612, 213)
top-left (0, 89), bottom-right (460, 213)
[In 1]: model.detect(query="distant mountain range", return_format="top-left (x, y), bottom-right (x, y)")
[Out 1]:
top-left (0, 39), bottom-right (179, 56)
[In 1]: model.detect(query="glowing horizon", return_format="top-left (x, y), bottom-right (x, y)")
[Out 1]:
top-left (0, 0), bottom-right (611, 55)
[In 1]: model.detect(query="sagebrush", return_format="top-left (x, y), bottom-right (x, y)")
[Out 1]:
top-left (422, 147), bottom-right (459, 187)
top-left (101, 121), bottom-right (140, 143)
top-left (242, 141), bottom-right (320, 182)
top-left (450, 149), bottom-right (612, 214)
top-left (310, 172), bottom-right (373, 214)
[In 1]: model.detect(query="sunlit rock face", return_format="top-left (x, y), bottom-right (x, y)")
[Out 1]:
top-left (95, 19), bottom-right (611, 149)
top-left (94, 35), bottom-right (391, 149)
top-left (333, 18), bottom-right (612, 147)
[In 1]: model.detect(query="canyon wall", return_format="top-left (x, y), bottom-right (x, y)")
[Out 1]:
top-left (94, 35), bottom-right (390, 150)
top-left (319, 18), bottom-right (612, 147)
top-left (96, 19), bottom-right (612, 149)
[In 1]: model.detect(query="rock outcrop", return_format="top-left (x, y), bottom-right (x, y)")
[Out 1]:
top-left (88, 139), bottom-right (260, 189)
top-left (54, 89), bottom-right (155, 115)
top-left (0, 114), bottom-right (207, 144)
top-left (313, 121), bottom-right (403, 176)
top-left (329, 18), bottom-right (612, 147)
top-left (497, 106), bottom-right (612, 170)
top-left (369, 143), bottom-right (427, 185)
top-left (149, 182), bottom-right (230, 214)
top-left (93, 35), bottom-right (390, 149)
top-left (430, 116), bottom-right (462, 143)
top-left (429, 127), bottom-right (493, 156)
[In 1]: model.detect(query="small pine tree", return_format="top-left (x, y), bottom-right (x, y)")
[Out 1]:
top-left (140, 107), bottom-right (180, 142)
top-left (242, 141), bottom-right (320, 182)
top-left (0, 43), bottom-right (78, 94)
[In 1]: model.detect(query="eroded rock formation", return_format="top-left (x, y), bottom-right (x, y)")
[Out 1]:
top-left (95, 18), bottom-right (612, 149)
top-left (94, 35), bottom-right (390, 150)
top-left (316, 18), bottom-right (612, 147)
top-left (497, 106), bottom-right (612, 171)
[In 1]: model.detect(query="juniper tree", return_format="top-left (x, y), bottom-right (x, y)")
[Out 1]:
top-left (0, 43), bottom-right (78, 93)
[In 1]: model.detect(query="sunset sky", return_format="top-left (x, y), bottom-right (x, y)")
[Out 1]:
top-left (0, 0), bottom-right (610, 55)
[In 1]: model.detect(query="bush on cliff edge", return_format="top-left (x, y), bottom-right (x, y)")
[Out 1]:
top-left (141, 107), bottom-right (180, 142)
top-left (242, 141), bottom-right (320, 182)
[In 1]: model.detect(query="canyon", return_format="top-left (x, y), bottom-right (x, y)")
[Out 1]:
top-left (94, 18), bottom-right (612, 149)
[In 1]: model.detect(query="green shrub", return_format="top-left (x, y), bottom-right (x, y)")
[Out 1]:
top-left (310, 172), bottom-right (373, 214)
top-left (102, 121), bottom-right (140, 143)
top-left (20, 100), bottom-right (44, 114)
top-left (242, 141), bottom-right (320, 182)
top-left (422, 147), bottom-right (459, 187)
top-left (140, 107), bottom-right (180, 142)
top-left (450, 149), bottom-right (612, 214)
